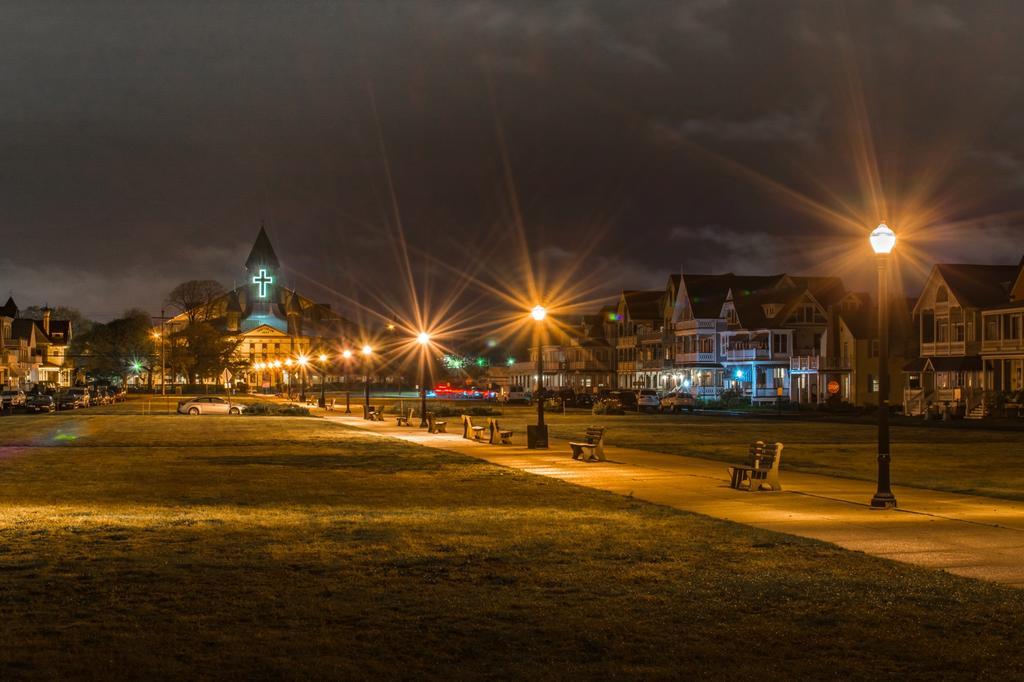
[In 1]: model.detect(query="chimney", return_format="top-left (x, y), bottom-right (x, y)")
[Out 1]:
top-left (42, 306), bottom-right (52, 335)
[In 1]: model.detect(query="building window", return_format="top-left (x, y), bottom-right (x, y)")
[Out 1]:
top-left (922, 310), bottom-right (935, 343)
top-left (870, 340), bottom-right (879, 358)
top-left (985, 316), bottom-right (1000, 341)
top-left (936, 319), bottom-right (948, 343)
top-left (936, 286), bottom-right (948, 303)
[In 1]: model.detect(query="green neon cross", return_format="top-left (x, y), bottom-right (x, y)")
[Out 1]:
top-left (252, 268), bottom-right (274, 298)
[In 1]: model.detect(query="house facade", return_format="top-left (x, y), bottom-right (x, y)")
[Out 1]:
top-left (903, 262), bottom-right (1021, 416)
top-left (1, 299), bottom-right (75, 389)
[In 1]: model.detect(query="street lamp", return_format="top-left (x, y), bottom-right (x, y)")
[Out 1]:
top-left (296, 355), bottom-right (308, 403)
top-left (869, 222), bottom-right (897, 509)
top-left (361, 345), bottom-right (373, 418)
top-left (318, 353), bottom-right (328, 408)
top-left (341, 349), bottom-right (354, 413)
top-left (417, 332), bottom-right (430, 427)
top-left (530, 305), bottom-right (548, 448)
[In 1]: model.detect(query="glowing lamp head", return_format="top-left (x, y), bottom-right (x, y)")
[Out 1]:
top-left (132, 361), bottom-right (142, 372)
top-left (735, 369), bottom-right (744, 380)
top-left (531, 305), bottom-right (547, 322)
top-left (870, 223), bottom-right (896, 255)
top-left (284, 359), bottom-right (293, 367)
top-left (361, 345), bottom-right (372, 356)
top-left (274, 360), bottom-right (282, 368)
top-left (318, 353), bottom-right (327, 363)
top-left (342, 349), bottom-right (353, 359)
top-left (416, 332), bottom-right (430, 345)
top-left (296, 355), bottom-right (308, 367)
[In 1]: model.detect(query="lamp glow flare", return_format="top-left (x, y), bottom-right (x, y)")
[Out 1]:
top-left (869, 223), bottom-right (896, 255)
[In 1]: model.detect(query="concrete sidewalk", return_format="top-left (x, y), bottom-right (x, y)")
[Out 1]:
top-left (325, 413), bottom-right (1024, 588)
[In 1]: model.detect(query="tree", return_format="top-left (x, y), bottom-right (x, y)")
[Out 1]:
top-left (20, 305), bottom-right (94, 335)
top-left (72, 310), bottom-right (154, 385)
top-left (165, 280), bottom-right (225, 323)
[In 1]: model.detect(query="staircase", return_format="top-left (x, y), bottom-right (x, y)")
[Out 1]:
top-left (966, 402), bottom-right (986, 420)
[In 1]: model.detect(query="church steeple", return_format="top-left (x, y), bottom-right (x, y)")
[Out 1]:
top-left (245, 224), bottom-right (281, 273)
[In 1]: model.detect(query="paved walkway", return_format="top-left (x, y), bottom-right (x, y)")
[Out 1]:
top-left (324, 413), bottom-right (1024, 588)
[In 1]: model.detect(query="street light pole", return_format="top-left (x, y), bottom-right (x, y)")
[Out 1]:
top-left (531, 305), bottom-right (548, 448)
top-left (341, 349), bottom-right (353, 413)
top-left (362, 345), bottom-right (373, 418)
top-left (318, 353), bottom-right (327, 408)
top-left (870, 223), bottom-right (898, 509)
top-left (417, 332), bottom-right (430, 427)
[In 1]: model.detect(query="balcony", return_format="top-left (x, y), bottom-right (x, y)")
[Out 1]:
top-left (677, 319), bottom-right (720, 331)
top-left (638, 330), bottom-right (665, 343)
top-left (920, 341), bottom-right (967, 357)
top-left (790, 356), bottom-right (851, 373)
top-left (566, 360), bottom-right (610, 371)
top-left (615, 335), bottom-right (637, 349)
top-left (724, 348), bottom-right (770, 361)
top-left (982, 338), bottom-right (1024, 353)
top-left (640, 359), bottom-right (671, 370)
top-left (676, 351), bottom-right (717, 365)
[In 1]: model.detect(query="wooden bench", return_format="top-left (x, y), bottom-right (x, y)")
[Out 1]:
top-left (569, 426), bottom-right (607, 462)
top-left (727, 440), bottom-right (784, 491)
top-left (426, 413), bottom-right (447, 434)
top-left (488, 418), bottom-right (513, 445)
top-left (325, 398), bottom-right (336, 411)
top-left (462, 415), bottom-right (487, 440)
top-left (367, 406), bottom-right (385, 422)
top-left (396, 408), bottom-right (414, 427)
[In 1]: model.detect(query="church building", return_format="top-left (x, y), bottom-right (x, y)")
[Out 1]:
top-left (164, 226), bottom-right (357, 389)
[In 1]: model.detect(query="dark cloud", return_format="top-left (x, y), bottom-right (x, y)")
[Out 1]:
top-left (2, 1), bottom-right (1023, 320)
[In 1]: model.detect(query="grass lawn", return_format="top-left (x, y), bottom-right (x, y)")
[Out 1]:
top-left (408, 402), bottom-right (1024, 502)
top-left (2, 410), bottom-right (1024, 678)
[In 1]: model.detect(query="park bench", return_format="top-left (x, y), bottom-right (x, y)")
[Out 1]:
top-left (488, 418), bottom-right (513, 445)
top-left (396, 408), bottom-right (414, 427)
top-left (426, 413), bottom-right (447, 434)
top-left (462, 415), bottom-right (487, 440)
top-left (727, 440), bottom-right (784, 492)
top-left (569, 426), bottom-right (607, 462)
top-left (325, 398), bottom-right (336, 411)
top-left (368, 406), bottom-right (385, 422)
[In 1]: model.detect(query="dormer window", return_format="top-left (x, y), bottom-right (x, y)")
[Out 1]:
top-left (936, 285), bottom-right (949, 303)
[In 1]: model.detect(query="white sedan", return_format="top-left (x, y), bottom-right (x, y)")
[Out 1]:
top-left (177, 396), bottom-right (241, 415)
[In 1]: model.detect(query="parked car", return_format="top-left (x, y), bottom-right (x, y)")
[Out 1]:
top-left (571, 393), bottom-right (595, 409)
top-left (660, 389), bottom-right (696, 413)
top-left (177, 396), bottom-right (241, 415)
top-left (58, 388), bottom-right (91, 409)
top-left (1, 389), bottom-right (27, 409)
top-left (603, 390), bottom-right (637, 410)
top-left (503, 385), bottom-right (532, 404)
top-left (25, 393), bottom-right (56, 413)
top-left (637, 388), bottom-right (661, 412)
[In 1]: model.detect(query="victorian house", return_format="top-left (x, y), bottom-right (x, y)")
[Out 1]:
top-left (613, 288), bottom-right (672, 389)
top-left (903, 261), bottom-right (1022, 416)
top-left (1, 298), bottom-right (75, 389)
top-left (980, 259), bottom-right (1024, 402)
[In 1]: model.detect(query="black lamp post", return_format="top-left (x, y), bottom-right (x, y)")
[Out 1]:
top-left (530, 305), bottom-right (548, 448)
top-left (417, 332), bottom-right (430, 427)
top-left (297, 356), bottom-right (308, 403)
top-left (341, 349), bottom-right (353, 413)
top-left (870, 223), bottom-right (898, 509)
top-left (361, 345), bottom-right (373, 418)
top-left (318, 353), bottom-right (328, 408)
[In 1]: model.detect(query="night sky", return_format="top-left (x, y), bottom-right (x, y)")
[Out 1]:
top-left (3, 1), bottom-right (1024, 321)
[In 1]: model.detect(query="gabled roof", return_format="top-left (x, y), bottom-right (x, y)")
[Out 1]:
top-left (0, 296), bottom-right (18, 318)
top-left (9, 318), bottom-right (41, 341)
top-left (788, 276), bottom-right (846, 308)
top-left (731, 285), bottom-right (815, 329)
top-left (245, 225), bottom-right (281, 271)
top-left (619, 290), bottom-right (664, 321)
top-left (934, 263), bottom-right (1018, 308)
top-left (680, 273), bottom-right (786, 319)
